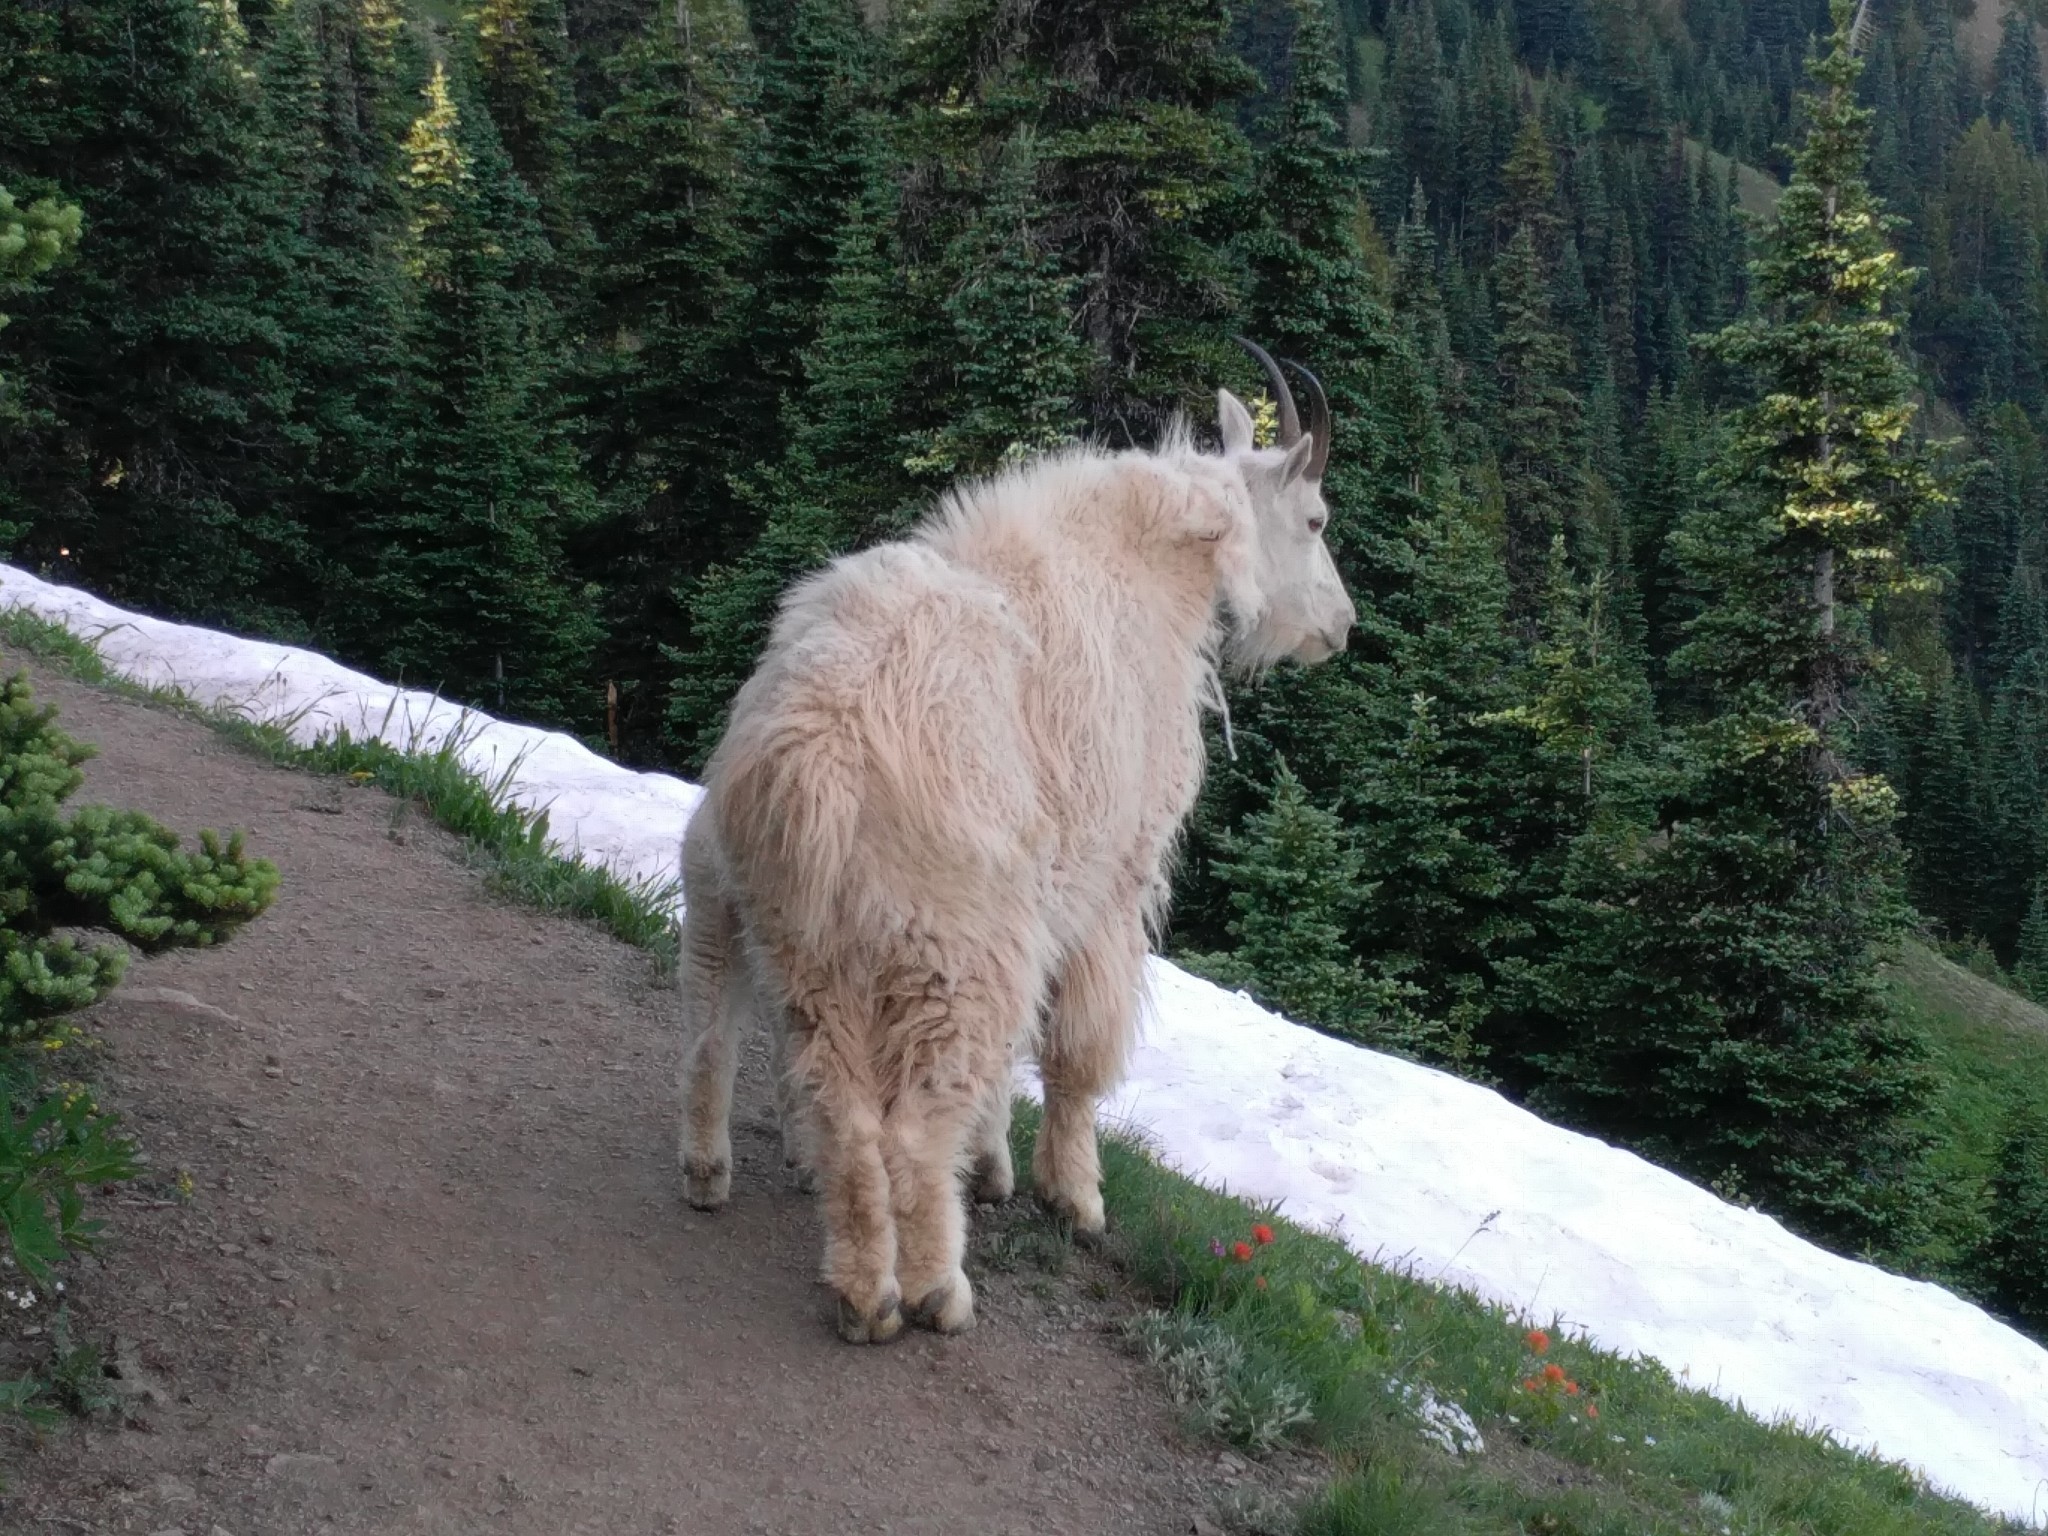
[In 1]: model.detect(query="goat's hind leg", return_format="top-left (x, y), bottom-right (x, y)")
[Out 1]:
top-left (892, 962), bottom-right (1032, 1334)
top-left (768, 1018), bottom-right (818, 1194)
top-left (785, 977), bottom-right (902, 1344)
top-left (967, 1049), bottom-right (1016, 1205)
top-left (1033, 917), bottom-right (1145, 1238)
top-left (677, 891), bottom-right (750, 1211)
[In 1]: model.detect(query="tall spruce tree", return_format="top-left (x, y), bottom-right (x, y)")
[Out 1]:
top-left (1527, 0), bottom-right (1943, 1254)
top-left (667, 156), bottom-right (927, 762)
top-left (345, 63), bottom-right (599, 722)
top-left (572, 0), bottom-right (757, 757)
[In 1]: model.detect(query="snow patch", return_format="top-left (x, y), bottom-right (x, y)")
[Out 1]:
top-left (4, 564), bottom-right (2045, 1528)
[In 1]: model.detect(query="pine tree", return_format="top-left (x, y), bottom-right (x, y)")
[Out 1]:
top-left (253, 0), bottom-right (420, 648)
top-left (1991, 6), bottom-right (2048, 157)
top-left (572, 0), bottom-right (757, 757)
top-left (0, 674), bottom-right (278, 1282)
top-left (1975, 1102), bottom-right (2048, 1332)
top-left (1493, 222), bottom-right (1585, 624)
top-left (2015, 879), bottom-right (2048, 1003)
top-left (1697, 0), bottom-right (1946, 748)
top-left (468, 0), bottom-right (583, 255)
top-left (908, 130), bottom-right (1086, 479)
top-left (1536, 2), bottom-right (1942, 1254)
top-left (1177, 762), bottom-right (1431, 1056)
top-left (667, 159), bottom-right (927, 762)
top-left (740, 0), bottom-right (879, 434)
top-left (0, 184), bottom-right (80, 371)
top-left (348, 63), bottom-right (600, 722)
top-left (903, 0), bottom-right (1258, 440)
top-left (0, 0), bottom-right (310, 629)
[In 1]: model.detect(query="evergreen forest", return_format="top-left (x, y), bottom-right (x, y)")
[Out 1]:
top-left (5, 0), bottom-right (2048, 1337)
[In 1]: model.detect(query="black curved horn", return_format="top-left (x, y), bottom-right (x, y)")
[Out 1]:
top-left (1230, 334), bottom-right (1301, 446)
top-left (1284, 358), bottom-right (1331, 483)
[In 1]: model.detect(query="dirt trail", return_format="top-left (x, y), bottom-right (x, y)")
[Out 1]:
top-left (0, 663), bottom-right (1285, 1536)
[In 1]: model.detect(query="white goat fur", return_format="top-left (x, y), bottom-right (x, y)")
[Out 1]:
top-left (677, 391), bottom-right (1354, 1343)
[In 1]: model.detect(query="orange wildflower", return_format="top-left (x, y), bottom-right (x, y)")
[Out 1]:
top-left (1543, 1363), bottom-right (1566, 1384)
top-left (1251, 1224), bottom-right (1275, 1245)
top-left (1564, 1380), bottom-right (1580, 1396)
top-left (1586, 1403), bottom-right (1599, 1420)
top-left (1522, 1377), bottom-right (1539, 1392)
top-left (1254, 1275), bottom-right (1268, 1291)
top-left (1232, 1241), bottom-right (1254, 1262)
top-left (1525, 1329), bottom-right (1551, 1355)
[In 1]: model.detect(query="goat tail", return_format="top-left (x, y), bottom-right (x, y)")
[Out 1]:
top-left (707, 707), bottom-right (865, 955)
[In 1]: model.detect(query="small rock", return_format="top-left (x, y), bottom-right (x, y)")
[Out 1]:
top-left (424, 986), bottom-right (448, 1000)
top-left (263, 1067), bottom-right (284, 1079)
top-left (268, 1269), bottom-right (292, 1283)
top-left (213, 1526), bottom-right (236, 1536)
top-left (107, 987), bottom-right (239, 1025)
top-left (265, 1451), bottom-right (337, 1478)
top-left (154, 1473), bottom-right (197, 1504)
top-left (258, 1228), bottom-right (276, 1245)
top-left (336, 989), bottom-right (368, 1008)
top-left (1215, 1451), bottom-right (1246, 1477)
top-left (1189, 1520), bottom-right (1225, 1536)
top-left (233, 1116), bottom-right (257, 1131)
top-left (110, 1336), bottom-right (172, 1408)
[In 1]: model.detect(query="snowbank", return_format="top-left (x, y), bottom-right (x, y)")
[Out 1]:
top-left (3, 564), bottom-right (2043, 1529)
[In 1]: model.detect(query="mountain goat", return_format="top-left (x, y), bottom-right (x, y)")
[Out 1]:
top-left (678, 339), bottom-right (1356, 1343)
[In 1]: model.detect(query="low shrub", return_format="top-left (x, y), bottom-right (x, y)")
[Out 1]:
top-left (0, 671), bottom-right (276, 1423)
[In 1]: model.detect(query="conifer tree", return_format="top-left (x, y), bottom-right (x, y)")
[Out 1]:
top-left (348, 63), bottom-right (599, 722)
top-left (0, 0), bottom-right (309, 627)
top-left (1493, 222), bottom-right (1586, 623)
top-left (1991, 6), bottom-right (2048, 157)
top-left (1534, 1), bottom-right (1941, 1253)
top-left (667, 158), bottom-right (926, 762)
top-left (908, 130), bottom-right (1086, 479)
top-left (740, 0), bottom-right (879, 434)
top-left (1178, 762), bottom-right (1431, 1057)
top-left (469, 0), bottom-right (582, 256)
top-left (1975, 1103), bottom-right (2048, 1332)
top-left (2015, 879), bottom-right (2048, 1004)
top-left (572, 0), bottom-right (757, 755)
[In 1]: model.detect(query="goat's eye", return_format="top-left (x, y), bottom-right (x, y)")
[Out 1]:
top-left (1308, 516), bottom-right (1327, 536)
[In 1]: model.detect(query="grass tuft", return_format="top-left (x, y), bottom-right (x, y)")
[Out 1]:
top-left (0, 607), bottom-right (682, 972)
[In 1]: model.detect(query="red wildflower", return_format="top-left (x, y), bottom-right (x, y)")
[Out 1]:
top-left (1543, 1363), bottom-right (1566, 1384)
top-left (1586, 1403), bottom-right (1599, 1420)
top-left (1521, 1377), bottom-right (1539, 1393)
top-left (1525, 1329), bottom-right (1551, 1355)
top-left (1254, 1275), bottom-right (1268, 1291)
top-left (1564, 1380), bottom-right (1580, 1396)
top-left (1251, 1224), bottom-right (1275, 1245)
top-left (1232, 1241), bottom-right (1254, 1262)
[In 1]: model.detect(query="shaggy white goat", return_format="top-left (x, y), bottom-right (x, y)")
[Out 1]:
top-left (678, 340), bottom-right (1356, 1342)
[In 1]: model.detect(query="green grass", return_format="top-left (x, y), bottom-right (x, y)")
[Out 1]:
top-left (0, 605), bottom-right (681, 971)
top-left (3, 601), bottom-right (2033, 1534)
top-left (1012, 1101), bottom-right (2028, 1536)
top-left (1885, 940), bottom-right (2048, 1287)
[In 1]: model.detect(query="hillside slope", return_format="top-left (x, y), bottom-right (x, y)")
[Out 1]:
top-left (3, 564), bottom-right (2046, 1527)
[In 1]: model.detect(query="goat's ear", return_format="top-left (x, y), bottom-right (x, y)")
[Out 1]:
top-left (1279, 432), bottom-right (1315, 486)
top-left (1217, 388), bottom-right (1255, 456)
top-left (1163, 464), bottom-right (1237, 545)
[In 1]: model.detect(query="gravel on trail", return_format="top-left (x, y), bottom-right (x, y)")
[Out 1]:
top-left (0, 661), bottom-right (1309, 1536)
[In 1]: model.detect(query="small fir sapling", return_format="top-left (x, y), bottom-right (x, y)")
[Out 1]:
top-left (0, 671), bottom-right (278, 1285)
